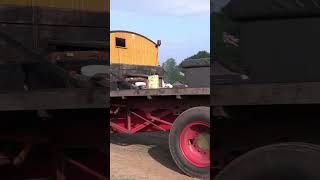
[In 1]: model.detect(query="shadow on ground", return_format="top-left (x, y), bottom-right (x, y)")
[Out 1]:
top-left (110, 132), bottom-right (185, 175)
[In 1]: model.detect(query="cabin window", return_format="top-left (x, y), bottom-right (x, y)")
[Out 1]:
top-left (116, 37), bottom-right (126, 48)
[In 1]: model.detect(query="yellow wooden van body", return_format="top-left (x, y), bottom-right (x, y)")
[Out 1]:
top-left (110, 31), bottom-right (159, 67)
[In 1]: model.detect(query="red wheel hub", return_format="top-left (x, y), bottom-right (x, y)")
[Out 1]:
top-left (179, 121), bottom-right (210, 167)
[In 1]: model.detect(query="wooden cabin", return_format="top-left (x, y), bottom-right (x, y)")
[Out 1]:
top-left (110, 31), bottom-right (161, 67)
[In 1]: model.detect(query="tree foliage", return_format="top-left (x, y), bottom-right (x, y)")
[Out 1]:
top-left (187, 51), bottom-right (210, 59)
top-left (162, 58), bottom-right (184, 84)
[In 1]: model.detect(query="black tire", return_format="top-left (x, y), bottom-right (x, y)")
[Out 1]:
top-left (169, 106), bottom-right (210, 179)
top-left (215, 142), bottom-right (320, 180)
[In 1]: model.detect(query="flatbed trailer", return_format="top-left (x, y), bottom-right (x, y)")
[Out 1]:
top-left (212, 82), bottom-right (320, 180)
top-left (110, 88), bottom-right (210, 179)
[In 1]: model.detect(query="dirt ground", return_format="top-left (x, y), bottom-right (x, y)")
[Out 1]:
top-left (110, 132), bottom-right (200, 180)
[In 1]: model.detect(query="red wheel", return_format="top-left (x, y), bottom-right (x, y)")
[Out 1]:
top-left (169, 106), bottom-right (210, 179)
top-left (179, 121), bottom-right (210, 167)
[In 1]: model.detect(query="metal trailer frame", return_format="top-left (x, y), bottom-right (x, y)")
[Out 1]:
top-left (110, 88), bottom-right (209, 133)
top-left (110, 88), bottom-right (210, 178)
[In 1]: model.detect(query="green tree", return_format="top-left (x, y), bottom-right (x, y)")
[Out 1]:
top-left (162, 58), bottom-right (184, 84)
top-left (187, 51), bottom-right (210, 59)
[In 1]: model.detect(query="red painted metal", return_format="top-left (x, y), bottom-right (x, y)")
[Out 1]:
top-left (131, 112), bottom-right (166, 131)
top-left (110, 105), bottom-right (176, 134)
top-left (179, 121), bottom-right (210, 167)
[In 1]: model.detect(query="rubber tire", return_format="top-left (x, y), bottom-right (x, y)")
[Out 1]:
top-left (169, 106), bottom-right (210, 179)
top-left (215, 142), bottom-right (320, 180)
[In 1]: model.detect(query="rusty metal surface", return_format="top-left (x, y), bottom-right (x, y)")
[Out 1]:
top-left (111, 88), bottom-right (210, 97)
top-left (212, 82), bottom-right (320, 106)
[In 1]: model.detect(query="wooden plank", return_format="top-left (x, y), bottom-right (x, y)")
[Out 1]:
top-left (212, 82), bottom-right (320, 106)
top-left (110, 88), bottom-right (210, 98)
top-left (0, 88), bottom-right (108, 111)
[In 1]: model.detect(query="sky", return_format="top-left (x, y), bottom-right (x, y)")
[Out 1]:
top-left (110, 0), bottom-right (210, 64)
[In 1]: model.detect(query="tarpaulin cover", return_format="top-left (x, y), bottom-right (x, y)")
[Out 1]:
top-left (224, 0), bottom-right (320, 20)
